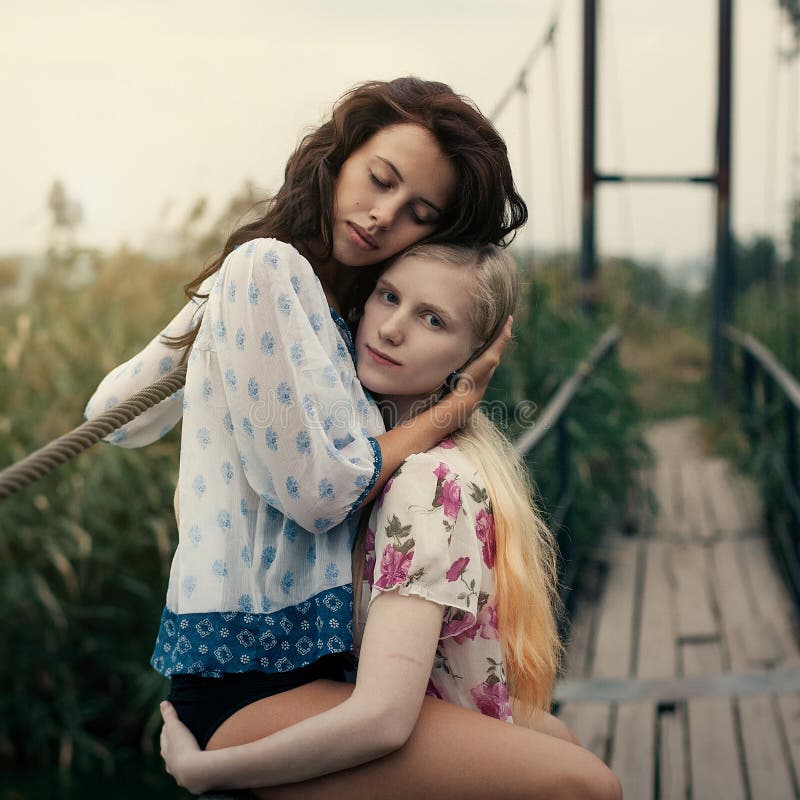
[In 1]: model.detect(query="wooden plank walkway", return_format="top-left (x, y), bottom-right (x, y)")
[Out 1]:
top-left (555, 417), bottom-right (800, 799)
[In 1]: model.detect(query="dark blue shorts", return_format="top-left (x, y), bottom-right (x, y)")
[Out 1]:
top-left (167, 654), bottom-right (352, 749)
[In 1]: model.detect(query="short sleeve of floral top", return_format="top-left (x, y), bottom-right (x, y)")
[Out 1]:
top-left (364, 438), bottom-right (512, 722)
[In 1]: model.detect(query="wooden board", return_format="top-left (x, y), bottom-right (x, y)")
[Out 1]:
top-left (637, 540), bottom-right (679, 679)
top-left (742, 537), bottom-right (800, 665)
top-left (713, 538), bottom-right (787, 670)
top-left (739, 693), bottom-right (797, 799)
top-left (561, 559), bottom-right (607, 681)
top-left (669, 461), bottom-right (691, 539)
top-left (680, 459), bottom-right (714, 541)
top-left (652, 460), bottom-right (679, 537)
top-left (731, 471), bottom-right (764, 532)
top-left (645, 418), bottom-right (702, 461)
top-left (684, 641), bottom-right (746, 800)
top-left (627, 463), bottom-right (656, 537)
top-left (704, 457), bottom-right (752, 536)
top-left (591, 537), bottom-right (640, 679)
top-left (562, 593), bottom-right (594, 680)
top-left (776, 693), bottom-right (800, 795)
top-left (713, 538), bottom-right (759, 670)
top-left (556, 418), bottom-right (800, 800)
top-left (671, 543), bottom-right (717, 641)
top-left (556, 702), bottom-right (612, 763)
top-left (611, 702), bottom-right (655, 800)
top-left (658, 702), bottom-right (689, 800)
top-left (687, 696), bottom-right (746, 800)
top-left (682, 638), bottom-right (722, 676)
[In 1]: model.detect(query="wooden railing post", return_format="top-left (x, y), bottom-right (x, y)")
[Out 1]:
top-left (763, 371), bottom-right (775, 441)
top-left (787, 401), bottom-right (799, 548)
top-left (743, 351), bottom-right (756, 443)
top-left (762, 369), bottom-right (776, 535)
top-left (557, 414), bottom-right (572, 564)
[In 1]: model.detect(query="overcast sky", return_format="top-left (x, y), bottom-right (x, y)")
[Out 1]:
top-left (1, 0), bottom-right (794, 270)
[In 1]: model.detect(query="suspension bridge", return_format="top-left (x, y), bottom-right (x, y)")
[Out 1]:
top-left (2, 2), bottom-right (800, 799)
top-left (496, 2), bottom-right (800, 797)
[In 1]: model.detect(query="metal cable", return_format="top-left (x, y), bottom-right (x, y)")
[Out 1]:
top-left (488, 1), bottom-right (562, 123)
top-left (549, 29), bottom-right (569, 262)
top-left (0, 364), bottom-right (187, 500)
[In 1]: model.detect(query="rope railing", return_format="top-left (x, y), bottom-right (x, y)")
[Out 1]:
top-left (0, 364), bottom-right (187, 500)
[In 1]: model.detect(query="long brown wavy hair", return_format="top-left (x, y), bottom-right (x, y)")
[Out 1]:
top-left (164, 77), bottom-right (527, 356)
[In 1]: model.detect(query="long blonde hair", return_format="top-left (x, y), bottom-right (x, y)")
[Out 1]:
top-left (353, 243), bottom-right (563, 720)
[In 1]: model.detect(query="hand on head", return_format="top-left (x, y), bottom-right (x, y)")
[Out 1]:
top-left (452, 315), bottom-right (513, 400)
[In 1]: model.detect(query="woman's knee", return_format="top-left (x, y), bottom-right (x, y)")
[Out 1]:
top-left (564, 757), bottom-right (622, 800)
top-left (534, 712), bottom-right (582, 746)
top-left (592, 764), bottom-right (622, 800)
top-left (534, 743), bottom-right (621, 800)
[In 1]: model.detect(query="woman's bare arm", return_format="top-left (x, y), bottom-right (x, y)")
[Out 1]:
top-left (160, 592), bottom-right (444, 794)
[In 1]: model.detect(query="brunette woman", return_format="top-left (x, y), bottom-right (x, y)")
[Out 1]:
top-left (84, 77), bottom-right (525, 756)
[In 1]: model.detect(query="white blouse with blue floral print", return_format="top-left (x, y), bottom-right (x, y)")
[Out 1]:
top-left (84, 238), bottom-right (384, 677)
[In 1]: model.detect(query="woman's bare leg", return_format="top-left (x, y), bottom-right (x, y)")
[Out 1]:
top-left (207, 680), bottom-right (620, 800)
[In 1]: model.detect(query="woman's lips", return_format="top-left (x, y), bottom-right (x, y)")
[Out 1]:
top-left (346, 222), bottom-right (378, 251)
top-left (366, 345), bottom-right (400, 366)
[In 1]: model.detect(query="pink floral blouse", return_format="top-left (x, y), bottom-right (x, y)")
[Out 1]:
top-left (364, 439), bottom-right (512, 722)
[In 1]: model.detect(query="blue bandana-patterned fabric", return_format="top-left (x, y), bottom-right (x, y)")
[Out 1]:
top-left (84, 238), bottom-right (384, 677)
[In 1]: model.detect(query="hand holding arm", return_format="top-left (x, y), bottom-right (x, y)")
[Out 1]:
top-left (160, 591), bottom-right (443, 792)
top-left (159, 703), bottom-right (206, 795)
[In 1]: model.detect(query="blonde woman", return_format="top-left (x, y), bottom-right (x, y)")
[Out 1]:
top-left (160, 244), bottom-right (621, 799)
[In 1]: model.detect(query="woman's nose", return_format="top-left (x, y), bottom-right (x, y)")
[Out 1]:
top-left (370, 197), bottom-right (400, 230)
top-left (379, 313), bottom-right (404, 344)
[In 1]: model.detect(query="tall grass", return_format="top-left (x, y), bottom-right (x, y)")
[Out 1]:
top-left (0, 246), bottom-right (195, 793)
top-left (717, 251), bottom-right (800, 591)
top-left (490, 257), bottom-right (651, 547)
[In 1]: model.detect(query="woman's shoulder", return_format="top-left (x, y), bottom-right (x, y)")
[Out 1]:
top-left (402, 439), bottom-right (480, 480)
top-left (233, 236), bottom-right (300, 259)
top-left (212, 237), bottom-right (329, 319)
top-left (388, 439), bottom-right (485, 501)
top-left (222, 238), bottom-right (318, 283)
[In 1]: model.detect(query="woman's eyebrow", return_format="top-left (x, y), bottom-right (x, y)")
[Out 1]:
top-left (375, 157), bottom-right (444, 215)
top-left (376, 277), bottom-right (399, 295)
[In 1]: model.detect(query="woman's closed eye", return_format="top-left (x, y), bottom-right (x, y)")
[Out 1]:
top-left (409, 208), bottom-right (433, 226)
top-left (370, 171), bottom-right (391, 190)
top-left (369, 172), bottom-right (437, 227)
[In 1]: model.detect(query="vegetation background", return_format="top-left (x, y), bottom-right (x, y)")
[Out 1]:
top-left (1, 180), bottom-right (796, 798)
